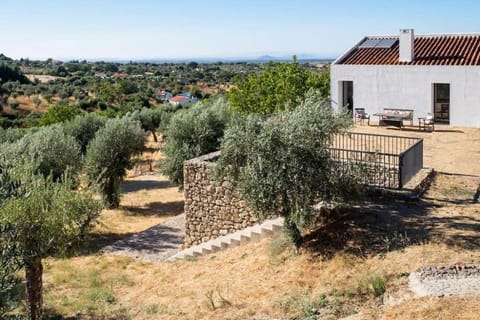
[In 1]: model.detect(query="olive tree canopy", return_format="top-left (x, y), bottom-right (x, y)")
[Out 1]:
top-left (217, 92), bottom-right (360, 249)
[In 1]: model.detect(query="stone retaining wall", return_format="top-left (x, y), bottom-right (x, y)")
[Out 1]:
top-left (183, 151), bottom-right (257, 248)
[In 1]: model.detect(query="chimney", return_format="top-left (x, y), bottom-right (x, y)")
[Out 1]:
top-left (399, 29), bottom-right (415, 62)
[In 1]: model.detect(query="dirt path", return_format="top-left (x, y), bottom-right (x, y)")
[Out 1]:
top-left (102, 213), bottom-right (185, 263)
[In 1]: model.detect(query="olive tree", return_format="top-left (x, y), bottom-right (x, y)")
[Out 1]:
top-left (0, 125), bottom-right (81, 180)
top-left (0, 166), bottom-right (24, 316)
top-left (217, 92), bottom-right (360, 250)
top-left (130, 108), bottom-right (164, 142)
top-left (160, 98), bottom-right (230, 187)
top-left (63, 113), bottom-right (107, 154)
top-left (0, 170), bottom-right (101, 320)
top-left (84, 117), bottom-right (145, 208)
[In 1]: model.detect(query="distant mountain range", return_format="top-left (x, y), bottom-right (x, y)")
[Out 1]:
top-left (0, 53), bottom-right (334, 64)
top-left (125, 55), bottom-right (334, 64)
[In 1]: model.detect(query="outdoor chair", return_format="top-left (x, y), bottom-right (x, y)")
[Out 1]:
top-left (419, 113), bottom-right (435, 131)
top-left (354, 108), bottom-right (370, 125)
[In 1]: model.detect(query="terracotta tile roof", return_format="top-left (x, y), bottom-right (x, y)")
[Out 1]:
top-left (337, 34), bottom-right (480, 66)
top-left (169, 96), bottom-right (187, 103)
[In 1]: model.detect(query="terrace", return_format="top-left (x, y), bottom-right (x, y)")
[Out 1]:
top-left (329, 132), bottom-right (423, 189)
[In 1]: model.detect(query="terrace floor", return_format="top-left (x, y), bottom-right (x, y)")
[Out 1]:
top-left (352, 122), bottom-right (480, 176)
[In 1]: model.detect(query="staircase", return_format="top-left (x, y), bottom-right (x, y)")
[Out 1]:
top-left (167, 217), bottom-right (284, 261)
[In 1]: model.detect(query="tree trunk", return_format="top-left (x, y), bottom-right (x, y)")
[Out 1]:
top-left (151, 130), bottom-right (158, 143)
top-left (284, 218), bottom-right (303, 253)
top-left (25, 256), bottom-right (43, 320)
top-left (104, 178), bottom-right (120, 209)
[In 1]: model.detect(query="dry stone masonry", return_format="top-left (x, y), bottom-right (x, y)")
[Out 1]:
top-left (183, 151), bottom-right (259, 248)
top-left (409, 263), bottom-right (480, 297)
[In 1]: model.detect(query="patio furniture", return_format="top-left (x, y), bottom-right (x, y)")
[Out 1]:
top-left (375, 108), bottom-right (415, 129)
top-left (383, 108), bottom-right (414, 126)
top-left (354, 108), bottom-right (370, 125)
top-left (418, 114), bottom-right (435, 132)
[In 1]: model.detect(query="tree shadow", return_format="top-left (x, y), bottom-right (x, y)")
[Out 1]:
top-left (382, 127), bottom-right (465, 134)
top-left (101, 224), bottom-right (184, 254)
top-left (431, 129), bottom-right (465, 133)
top-left (121, 200), bottom-right (184, 217)
top-left (304, 188), bottom-right (480, 259)
top-left (43, 309), bottom-right (128, 320)
top-left (120, 179), bottom-right (174, 193)
top-left (81, 231), bottom-right (136, 255)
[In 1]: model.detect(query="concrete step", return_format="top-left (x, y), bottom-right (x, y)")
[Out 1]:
top-left (167, 216), bottom-right (284, 262)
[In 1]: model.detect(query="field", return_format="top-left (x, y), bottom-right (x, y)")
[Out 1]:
top-left (26, 127), bottom-right (480, 319)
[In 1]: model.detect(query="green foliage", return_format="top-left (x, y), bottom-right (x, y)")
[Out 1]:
top-left (0, 174), bottom-right (101, 259)
top-left (0, 125), bottom-right (81, 180)
top-left (217, 92), bottom-right (360, 249)
top-left (0, 171), bottom-right (101, 318)
top-left (9, 100), bottom-right (20, 110)
top-left (0, 225), bottom-right (24, 316)
top-left (276, 289), bottom-right (329, 319)
top-left (362, 275), bottom-right (386, 298)
top-left (0, 127), bottom-right (24, 144)
top-left (0, 63), bottom-right (30, 85)
top-left (228, 57), bottom-right (330, 115)
top-left (130, 108), bottom-right (164, 142)
top-left (84, 116), bottom-right (145, 208)
top-left (63, 113), bottom-right (107, 154)
top-left (160, 98), bottom-right (230, 187)
top-left (38, 103), bottom-right (81, 126)
top-left (0, 166), bottom-right (25, 316)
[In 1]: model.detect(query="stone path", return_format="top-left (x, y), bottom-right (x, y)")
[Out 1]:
top-left (102, 214), bottom-right (185, 263)
top-left (409, 264), bottom-right (480, 297)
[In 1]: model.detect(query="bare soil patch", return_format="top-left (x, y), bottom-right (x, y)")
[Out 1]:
top-left (25, 74), bottom-right (61, 83)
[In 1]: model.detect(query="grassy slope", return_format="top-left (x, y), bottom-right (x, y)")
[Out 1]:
top-left (11, 131), bottom-right (479, 319)
top-left (39, 172), bottom-right (480, 319)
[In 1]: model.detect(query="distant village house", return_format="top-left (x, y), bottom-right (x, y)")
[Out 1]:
top-left (168, 92), bottom-right (198, 107)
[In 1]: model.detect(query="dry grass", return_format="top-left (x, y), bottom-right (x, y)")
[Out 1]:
top-left (85, 137), bottom-right (184, 253)
top-left (35, 129), bottom-right (480, 319)
top-left (381, 296), bottom-right (480, 320)
top-left (25, 74), bottom-right (61, 83)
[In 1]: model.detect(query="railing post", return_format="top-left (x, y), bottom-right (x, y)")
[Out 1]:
top-left (398, 153), bottom-right (404, 189)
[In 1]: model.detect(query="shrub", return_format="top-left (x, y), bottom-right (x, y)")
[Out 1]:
top-left (84, 117), bottom-right (145, 208)
top-left (63, 113), bottom-right (107, 154)
top-left (0, 127), bottom-right (24, 144)
top-left (363, 275), bottom-right (386, 298)
top-left (9, 100), bottom-right (19, 110)
top-left (160, 98), bottom-right (230, 187)
top-left (217, 92), bottom-right (360, 250)
top-left (276, 289), bottom-right (328, 319)
top-left (38, 103), bottom-right (81, 126)
top-left (228, 57), bottom-right (330, 115)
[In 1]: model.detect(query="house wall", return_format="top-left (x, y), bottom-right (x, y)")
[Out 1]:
top-left (330, 65), bottom-right (480, 127)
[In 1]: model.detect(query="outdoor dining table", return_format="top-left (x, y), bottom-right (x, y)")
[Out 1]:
top-left (373, 113), bottom-right (404, 128)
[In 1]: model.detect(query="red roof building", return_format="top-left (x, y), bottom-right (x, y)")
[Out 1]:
top-left (331, 29), bottom-right (480, 127)
top-left (338, 34), bottom-right (480, 66)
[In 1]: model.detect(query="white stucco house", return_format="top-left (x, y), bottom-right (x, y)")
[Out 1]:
top-left (330, 29), bottom-right (480, 126)
top-left (168, 94), bottom-right (198, 107)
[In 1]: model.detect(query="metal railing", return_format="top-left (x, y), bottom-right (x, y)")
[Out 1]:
top-left (328, 132), bottom-right (423, 189)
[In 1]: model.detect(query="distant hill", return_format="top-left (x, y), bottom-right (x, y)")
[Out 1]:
top-left (0, 62), bottom-right (30, 84)
top-left (0, 53), bottom-right (13, 61)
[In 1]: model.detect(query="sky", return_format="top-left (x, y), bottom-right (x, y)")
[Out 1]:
top-left (1, 0), bottom-right (479, 61)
